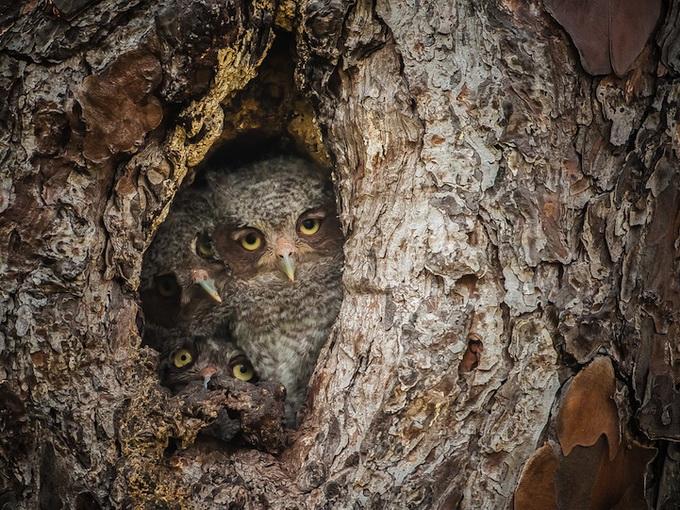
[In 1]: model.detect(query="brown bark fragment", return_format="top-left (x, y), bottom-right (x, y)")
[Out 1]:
top-left (458, 335), bottom-right (484, 374)
top-left (610, 0), bottom-right (662, 76)
top-left (513, 442), bottom-right (559, 510)
top-left (545, 0), bottom-right (662, 76)
top-left (74, 50), bottom-right (163, 163)
top-left (556, 434), bottom-right (656, 510)
top-left (557, 357), bottom-right (620, 459)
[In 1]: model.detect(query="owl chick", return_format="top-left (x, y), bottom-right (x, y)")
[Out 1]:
top-left (140, 186), bottom-right (224, 350)
top-left (158, 334), bottom-right (257, 393)
top-left (206, 155), bottom-right (344, 425)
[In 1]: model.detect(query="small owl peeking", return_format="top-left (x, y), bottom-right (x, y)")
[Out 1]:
top-left (158, 334), bottom-right (257, 393)
top-left (157, 333), bottom-right (287, 452)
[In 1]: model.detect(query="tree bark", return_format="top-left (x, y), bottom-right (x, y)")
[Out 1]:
top-left (1, 0), bottom-right (678, 508)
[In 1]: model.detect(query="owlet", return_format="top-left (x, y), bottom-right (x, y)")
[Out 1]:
top-left (206, 155), bottom-right (344, 425)
top-left (158, 334), bottom-right (257, 393)
top-left (140, 186), bottom-right (224, 350)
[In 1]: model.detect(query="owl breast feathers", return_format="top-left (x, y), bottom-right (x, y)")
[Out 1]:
top-left (206, 156), bottom-right (344, 425)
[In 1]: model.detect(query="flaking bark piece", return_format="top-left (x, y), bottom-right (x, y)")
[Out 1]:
top-left (557, 356), bottom-right (620, 459)
top-left (609, 0), bottom-right (662, 77)
top-left (205, 376), bottom-right (288, 454)
top-left (556, 434), bottom-right (656, 510)
top-left (176, 382), bottom-right (232, 424)
top-left (74, 49), bottom-right (163, 163)
top-left (544, 0), bottom-right (662, 77)
top-left (513, 441), bottom-right (559, 510)
top-left (555, 436), bottom-right (606, 509)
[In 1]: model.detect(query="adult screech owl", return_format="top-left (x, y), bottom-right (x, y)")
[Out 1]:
top-left (206, 155), bottom-right (344, 425)
top-left (140, 186), bottom-right (224, 350)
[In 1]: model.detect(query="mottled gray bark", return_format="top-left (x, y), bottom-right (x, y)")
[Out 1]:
top-left (1, 0), bottom-right (679, 508)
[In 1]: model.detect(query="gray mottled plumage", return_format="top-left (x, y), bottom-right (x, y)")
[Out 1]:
top-left (158, 334), bottom-right (257, 393)
top-left (208, 156), bottom-right (344, 425)
top-left (140, 186), bottom-right (225, 351)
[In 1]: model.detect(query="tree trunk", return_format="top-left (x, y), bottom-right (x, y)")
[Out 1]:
top-left (1, 0), bottom-right (678, 508)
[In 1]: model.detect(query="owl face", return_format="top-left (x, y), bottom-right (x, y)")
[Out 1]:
top-left (140, 187), bottom-right (223, 335)
top-left (208, 157), bottom-right (344, 285)
top-left (141, 267), bottom-right (220, 329)
top-left (212, 203), bottom-right (342, 283)
top-left (158, 337), bottom-right (258, 392)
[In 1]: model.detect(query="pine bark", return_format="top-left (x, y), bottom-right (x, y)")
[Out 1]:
top-left (1, 0), bottom-right (679, 508)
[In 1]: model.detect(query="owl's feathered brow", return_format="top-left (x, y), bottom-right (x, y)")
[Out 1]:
top-left (206, 156), bottom-right (344, 426)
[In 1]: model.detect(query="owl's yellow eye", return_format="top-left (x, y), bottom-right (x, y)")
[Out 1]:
top-left (172, 349), bottom-right (193, 368)
top-left (156, 274), bottom-right (180, 298)
top-left (240, 232), bottom-right (262, 251)
top-left (232, 363), bottom-right (255, 381)
top-left (194, 233), bottom-right (215, 258)
top-left (299, 218), bottom-right (320, 235)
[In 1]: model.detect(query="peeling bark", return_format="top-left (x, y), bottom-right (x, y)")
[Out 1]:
top-left (1, 0), bottom-right (680, 508)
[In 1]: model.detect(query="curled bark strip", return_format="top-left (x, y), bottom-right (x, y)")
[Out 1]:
top-left (557, 356), bottom-right (620, 459)
top-left (513, 441), bottom-right (559, 510)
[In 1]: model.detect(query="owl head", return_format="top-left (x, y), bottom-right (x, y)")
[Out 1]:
top-left (140, 187), bottom-right (223, 337)
top-left (158, 336), bottom-right (258, 392)
top-left (205, 156), bottom-right (344, 286)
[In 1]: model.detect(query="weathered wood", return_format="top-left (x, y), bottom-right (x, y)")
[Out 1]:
top-left (1, 0), bottom-right (679, 508)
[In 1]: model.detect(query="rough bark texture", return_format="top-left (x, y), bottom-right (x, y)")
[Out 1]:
top-left (1, 0), bottom-right (679, 508)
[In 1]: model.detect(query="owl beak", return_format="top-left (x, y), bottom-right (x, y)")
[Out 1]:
top-left (191, 269), bottom-right (222, 303)
top-left (279, 255), bottom-right (296, 283)
top-left (198, 278), bottom-right (222, 303)
top-left (275, 236), bottom-right (296, 282)
top-left (200, 365), bottom-right (218, 388)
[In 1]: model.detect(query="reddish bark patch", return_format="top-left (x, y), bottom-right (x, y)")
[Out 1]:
top-left (557, 356), bottom-right (620, 459)
top-left (458, 335), bottom-right (483, 374)
top-left (513, 442), bottom-right (558, 510)
top-left (74, 50), bottom-right (163, 163)
top-left (544, 0), bottom-right (662, 76)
